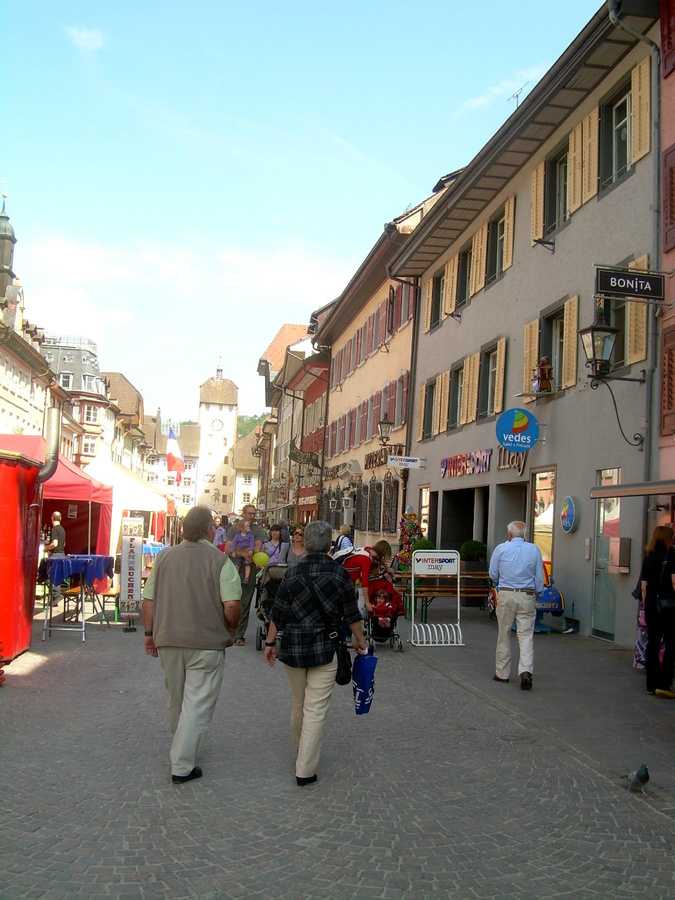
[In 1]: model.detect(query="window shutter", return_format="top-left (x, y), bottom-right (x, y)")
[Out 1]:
top-left (502, 196), bottom-right (515, 271)
top-left (395, 283), bottom-right (403, 330)
top-left (372, 391), bottom-right (382, 440)
top-left (459, 360), bottom-right (470, 426)
top-left (466, 353), bottom-right (480, 424)
top-left (345, 340), bottom-right (352, 375)
top-left (631, 57), bottom-right (651, 164)
top-left (494, 338), bottom-right (506, 415)
top-left (442, 256), bottom-right (458, 318)
top-left (439, 370), bottom-right (450, 432)
top-left (523, 319), bottom-right (539, 402)
top-left (531, 162), bottom-right (545, 245)
top-left (360, 400), bottom-right (368, 440)
top-left (338, 415), bottom-right (346, 453)
top-left (366, 315), bottom-right (374, 356)
top-left (470, 224), bottom-right (487, 296)
top-left (349, 408), bottom-right (356, 448)
top-left (662, 324), bottom-right (675, 435)
top-left (626, 254), bottom-right (649, 365)
top-left (569, 122), bottom-right (583, 214)
top-left (663, 1), bottom-right (675, 78)
top-left (331, 420), bottom-right (338, 456)
top-left (401, 371), bottom-right (409, 424)
top-left (417, 384), bottom-right (426, 442)
top-left (562, 295), bottom-right (578, 389)
top-left (423, 280), bottom-right (432, 333)
top-left (582, 108), bottom-right (598, 204)
top-left (664, 143), bottom-right (675, 252)
top-left (379, 301), bottom-right (388, 345)
top-left (388, 380), bottom-right (396, 422)
top-left (355, 329), bottom-right (362, 366)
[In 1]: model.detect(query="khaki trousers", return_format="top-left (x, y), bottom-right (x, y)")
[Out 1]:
top-left (495, 590), bottom-right (536, 680)
top-left (158, 647), bottom-right (225, 776)
top-left (283, 658), bottom-right (337, 778)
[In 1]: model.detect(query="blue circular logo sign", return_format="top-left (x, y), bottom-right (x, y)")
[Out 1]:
top-left (560, 496), bottom-right (578, 533)
top-left (495, 408), bottom-right (540, 451)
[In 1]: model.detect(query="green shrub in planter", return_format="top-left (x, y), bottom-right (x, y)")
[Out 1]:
top-left (460, 540), bottom-right (487, 561)
top-left (412, 538), bottom-right (435, 553)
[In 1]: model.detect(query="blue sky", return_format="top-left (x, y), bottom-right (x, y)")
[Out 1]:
top-left (4, 0), bottom-right (603, 420)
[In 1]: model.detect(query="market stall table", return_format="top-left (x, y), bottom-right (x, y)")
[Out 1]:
top-left (39, 554), bottom-right (115, 641)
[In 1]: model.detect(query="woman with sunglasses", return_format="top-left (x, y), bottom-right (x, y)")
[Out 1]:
top-left (287, 524), bottom-right (308, 567)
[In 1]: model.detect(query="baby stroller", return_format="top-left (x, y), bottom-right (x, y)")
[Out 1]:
top-left (254, 562), bottom-right (288, 651)
top-left (364, 584), bottom-right (405, 652)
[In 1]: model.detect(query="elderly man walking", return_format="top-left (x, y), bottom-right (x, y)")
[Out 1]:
top-left (489, 521), bottom-right (544, 691)
top-left (142, 506), bottom-right (242, 783)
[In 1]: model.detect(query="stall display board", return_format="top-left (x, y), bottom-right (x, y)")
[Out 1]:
top-left (120, 517), bottom-right (144, 619)
top-left (410, 549), bottom-right (464, 647)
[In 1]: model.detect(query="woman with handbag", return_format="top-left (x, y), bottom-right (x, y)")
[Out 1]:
top-left (262, 523), bottom-right (289, 564)
top-left (640, 525), bottom-right (675, 697)
top-left (263, 520), bottom-right (366, 785)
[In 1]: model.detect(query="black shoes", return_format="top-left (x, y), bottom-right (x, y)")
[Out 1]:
top-left (493, 675), bottom-right (509, 683)
top-left (296, 774), bottom-right (318, 786)
top-left (520, 672), bottom-right (533, 691)
top-left (172, 766), bottom-right (202, 784)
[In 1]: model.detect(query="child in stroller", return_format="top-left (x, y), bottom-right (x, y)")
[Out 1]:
top-left (365, 586), bottom-right (405, 652)
top-left (254, 562), bottom-right (288, 651)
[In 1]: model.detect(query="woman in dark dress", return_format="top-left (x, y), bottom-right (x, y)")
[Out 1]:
top-left (640, 525), bottom-right (675, 697)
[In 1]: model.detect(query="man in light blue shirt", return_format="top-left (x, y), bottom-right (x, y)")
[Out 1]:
top-left (489, 521), bottom-right (544, 690)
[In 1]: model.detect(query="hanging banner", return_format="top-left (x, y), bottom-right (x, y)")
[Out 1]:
top-left (120, 516), bottom-right (144, 619)
top-left (289, 438), bottom-right (322, 470)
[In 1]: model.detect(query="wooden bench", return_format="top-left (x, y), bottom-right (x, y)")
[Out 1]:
top-left (97, 586), bottom-right (120, 623)
top-left (398, 572), bottom-right (492, 622)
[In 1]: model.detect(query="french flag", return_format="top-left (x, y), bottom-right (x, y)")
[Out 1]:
top-left (166, 427), bottom-right (185, 476)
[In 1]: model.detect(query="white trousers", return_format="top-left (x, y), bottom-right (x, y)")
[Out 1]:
top-left (283, 658), bottom-right (337, 778)
top-left (495, 590), bottom-right (536, 680)
top-left (158, 647), bottom-right (225, 776)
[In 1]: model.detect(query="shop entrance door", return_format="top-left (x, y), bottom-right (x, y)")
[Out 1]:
top-left (532, 470), bottom-right (555, 575)
top-left (592, 468), bottom-right (621, 640)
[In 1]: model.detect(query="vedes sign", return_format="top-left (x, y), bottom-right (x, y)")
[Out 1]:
top-left (495, 408), bottom-right (539, 451)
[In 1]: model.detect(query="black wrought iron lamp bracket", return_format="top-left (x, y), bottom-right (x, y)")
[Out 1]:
top-left (588, 370), bottom-right (646, 449)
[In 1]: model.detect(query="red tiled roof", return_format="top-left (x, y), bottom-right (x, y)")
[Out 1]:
top-left (260, 324), bottom-right (308, 373)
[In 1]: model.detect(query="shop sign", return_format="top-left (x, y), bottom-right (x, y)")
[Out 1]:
top-left (441, 449), bottom-right (492, 478)
top-left (120, 516), bottom-right (143, 620)
top-left (495, 408), bottom-right (539, 451)
top-left (595, 267), bottom-right (664, 301)
top-left (496, 447), bottom-right (528, 476)
top-left (387, 455), bottom-right (425, 469)
top-left (289, 438), bottom-right (322, 470)
top-left (365, 445), bottom-right (404, 470)
top-left (298, 495), bottom-right (318, 506)
top-left (560, 496), bottom-right (578, 533)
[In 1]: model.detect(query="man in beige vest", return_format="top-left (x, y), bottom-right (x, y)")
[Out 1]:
top-left (142, 506), bottom-right (242, 784)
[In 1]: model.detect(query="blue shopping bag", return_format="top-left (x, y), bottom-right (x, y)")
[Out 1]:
top-left (352, 647), bottom-right (377, 715)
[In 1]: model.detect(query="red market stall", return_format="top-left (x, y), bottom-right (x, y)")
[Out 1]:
top-left (0, 435), bottom-right (113, 667)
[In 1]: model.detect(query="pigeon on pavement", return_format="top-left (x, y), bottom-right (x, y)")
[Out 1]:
top-left (621, 764), bottom-right (649, 792)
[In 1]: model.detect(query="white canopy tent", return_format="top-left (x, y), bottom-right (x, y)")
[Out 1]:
top-left (85, 456), bottom-right (167, 555)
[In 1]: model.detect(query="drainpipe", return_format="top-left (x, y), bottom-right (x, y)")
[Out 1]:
top-left (37, 406), bottom-right (61, 483)
top-left (608, 1), bottom-right (661, 545)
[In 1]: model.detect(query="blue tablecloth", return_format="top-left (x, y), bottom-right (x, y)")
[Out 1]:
top-left (38, 555), bottom-right (115, 587)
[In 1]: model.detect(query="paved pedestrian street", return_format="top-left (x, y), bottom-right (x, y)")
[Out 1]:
top-left (2, 603), bottom-right (675, 900)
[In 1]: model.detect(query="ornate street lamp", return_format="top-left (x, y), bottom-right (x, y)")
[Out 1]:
top-left (377, 413), bottom-right (393, 446)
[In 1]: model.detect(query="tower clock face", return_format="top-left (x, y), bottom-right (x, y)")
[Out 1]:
top-left (211, 418), bottom-right (224, 432)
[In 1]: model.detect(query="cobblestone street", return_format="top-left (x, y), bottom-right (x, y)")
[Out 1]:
top-left (2, 603), bottom-right (675, 899)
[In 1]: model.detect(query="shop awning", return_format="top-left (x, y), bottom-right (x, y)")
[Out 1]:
top-left (589, 480), bottom-right (675, 500)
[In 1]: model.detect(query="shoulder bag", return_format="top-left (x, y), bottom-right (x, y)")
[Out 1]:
top-left (656, 550), bottom-right (675, 612)
top-left (299, 565), bottom-right (352, 685)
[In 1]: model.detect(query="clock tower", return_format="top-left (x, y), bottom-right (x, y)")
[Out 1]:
top-left (197, 367), bottom-right (238, 513)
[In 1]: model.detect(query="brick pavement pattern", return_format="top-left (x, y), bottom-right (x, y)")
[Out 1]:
top-left (1, 605), bottom-right (675, 898)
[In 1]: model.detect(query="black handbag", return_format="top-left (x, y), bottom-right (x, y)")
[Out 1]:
top-left (655, 552), bottom-right (675, 612)
top-left (299, 566), bottom-right (352, 686)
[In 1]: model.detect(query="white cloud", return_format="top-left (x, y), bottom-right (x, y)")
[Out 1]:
top-left (455, 65), bottom-right (549, 117)
top-left (18, 235), bottom-right (355, 419)
top-left (66, 26), bottom-right (105, 51)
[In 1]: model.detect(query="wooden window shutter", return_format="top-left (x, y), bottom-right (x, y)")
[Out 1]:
top-left (331, 420), bottom-right (338, 456)
top-left (395, 284), bottom-right (403, 331)
top-left (372, 391), bottom-right (382, 440)
top-left (366, 315), bottom-right (374, 356)
top-left (664, 143), bottom-right (675, 252)
top-left (432, 375), bottom-right (442, 436)
top-left (626, 254), bottom-right (649, 365)
top-left (388, 380), bottom-right (396, 422)
top-left (355, 328), bottom-right (362, 366)
top-left (360, 400), bottom-right (368, 439)
top-left (582, 108), bottom-right (598, 204)
top-left (379, 301), bottom-right (388, 345)
top-left (569, 123), bottom-right (583, 214)
top-left (562, 295), bottom-right (578, 389)
top-left (349, 408), bottom-right (356, 448)
top-left (631, 57), bottom-right (651, 164)
top-left (661, 324), bottom-right (675, 435)
top-left (442, 256), bottom-right (458, 318)
top-left (401, 371), bottom-right (409, 424)
top-left (502, 196), bottom-right (515, 271)
top-left (470, 225), bottom-right (487, 296)
top-left (523, 319), bottom-right (539, 402)
top-left (417, 384), bottom-right (426, 442)
top-left (663, 0), bottom-right (675, 78)
top-left (439, 370), bottom-right (450, 432)
top-left (459, 359), bottom-right (470, 426)
top-left (465, 353), bottom-right (480, 424)
top-left (423, 280), bottom-right (432, 333)
top-left (531, 162), bottom-right (545, 245)
top-left (494, 338), bottom-right (506, 415)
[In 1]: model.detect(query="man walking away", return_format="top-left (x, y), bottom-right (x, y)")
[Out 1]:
top-left (142, 506), bottom-right (242, 783)
top-left (489, 521), bottom-right (544, 691)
